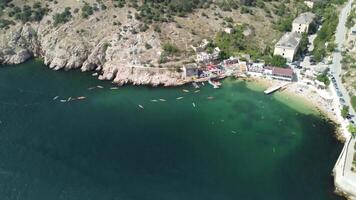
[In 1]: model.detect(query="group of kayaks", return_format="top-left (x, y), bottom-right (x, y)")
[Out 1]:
top-left (53, 83), bottom-right (216, 109)
top-left (53, 96), bottom-right (87, 103)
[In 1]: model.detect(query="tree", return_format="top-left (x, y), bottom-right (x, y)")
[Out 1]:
top-left (218, 50), bottom-right (230, 61)
top-left (162, 43), bottom-right (179, 55)
top-left (298, 33), bottom-right (309, 55)
top-left (341, 106), bottom-right (349, 119)
top-left (265, 55), bottom-right (287, 68)
top-left (348, 125), bottom-right (356, 137)
top-left (316, 74), bottom-right (330, 86)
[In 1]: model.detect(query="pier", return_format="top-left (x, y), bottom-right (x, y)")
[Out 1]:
top-left (264, 82), bottom-right (289, 95)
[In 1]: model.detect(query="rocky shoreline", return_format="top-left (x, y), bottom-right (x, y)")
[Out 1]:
top-left (0, 19), bottom-right (185, 87)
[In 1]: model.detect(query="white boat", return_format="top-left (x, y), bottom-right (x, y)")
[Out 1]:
top-left (60, 100), bottom-right (67, 103)
top-left (92, 73), bottom-right (98, 76)
top-left (138, 105), bottom-right (144, 109)
top-left (159, 99), bottom-right (166, 102)
top-left (77, 96), bottom-right (86, 100)
top-left (110, 87), bottom-right (119, 90)
top-left (151, 99), bottom-right (158, 102)
top-left (192, 102), bottom-right (196, 107)
top-left (97, 85), bottom-right (104, 89)
top-left (194, 90), bottom-right (200, 93)
top-left (208, 80), bottom-right (220, 89)
top-left (182, 89), bottom-right (190, 93)
top-left (192, 82), bottom-right (200, 89)
top-left (176, 97), bottom-right (184, 100)
top-left (53, 96), bottom-right (59, 100)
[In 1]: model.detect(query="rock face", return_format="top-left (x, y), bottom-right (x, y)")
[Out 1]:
top-left (0, 9), bottom-right (184, 86)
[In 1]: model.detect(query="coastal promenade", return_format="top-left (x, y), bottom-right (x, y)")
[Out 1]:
top-left (334, 136), bottom-right (356, 199)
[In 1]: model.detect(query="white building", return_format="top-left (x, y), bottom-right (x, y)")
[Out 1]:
top-left (274, 32), bottom-right (302, 62)
top-left (292, 12), bottom-right (316, 34)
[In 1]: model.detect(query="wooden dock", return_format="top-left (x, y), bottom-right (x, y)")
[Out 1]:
top-left (264, 83), bottom-right (289, 95)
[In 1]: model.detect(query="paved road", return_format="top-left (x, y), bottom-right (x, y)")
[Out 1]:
top-left (331, 0), bottom-right (355, 116)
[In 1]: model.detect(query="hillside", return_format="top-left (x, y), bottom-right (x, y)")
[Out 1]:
top-left (0, 0), bottom-right (309, 85)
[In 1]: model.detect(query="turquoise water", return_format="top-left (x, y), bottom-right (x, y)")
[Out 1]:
top-left (0, 60), bottom-right (344, 200)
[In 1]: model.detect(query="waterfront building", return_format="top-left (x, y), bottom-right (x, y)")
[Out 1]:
top-left (271, 67), bottom-right (294, 81)
top-left (182, 63), bottom-right (199, 79)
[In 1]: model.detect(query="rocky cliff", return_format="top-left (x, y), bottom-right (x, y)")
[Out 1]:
top-left (0, 4), bottom-right (184, 86)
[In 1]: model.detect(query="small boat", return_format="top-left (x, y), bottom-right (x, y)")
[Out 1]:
top-left (97, 85), bottom-right (104, 89)
top-left (88, 87), bottom-right (96, 90)
top-left (194, 90), bottom-right (200, 93)
top-left (110, 87), bottom-right (119, 90)
top-left (208, 80), bottom-right (220, 89)
top-left (207, 96), bottom-right (215, 100)
top-left (192, 102), bottom-right (196, 107)
top-left (67, 97), bottom-right (72, 101)
top-left (53, 96), bottom-right (59, 100)
top-left (60, 100), bottom-right (67, 103)
top-left (176, 97), bottom-right (184, 100)
top-left (77, 96), bottom-right (86, 100)
top-left (182, 89), bottom-right (190, 93)
top-left (231, 130), bottom-right (237, 134)
top-left (151, 99), bottom-right (158, 102)
top-left (202, 82), bottom-right (205, 86)
top-left (92, 73), bottom-right (98, 76)
top-left (138, 104), bottom-right (144, 109)
top-left (192, 82), bottom-right (200, 89)
top-left (159, 99), bottom-right (166, 102)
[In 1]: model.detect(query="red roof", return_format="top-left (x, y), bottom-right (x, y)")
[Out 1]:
top-left (272, 67), bottom-right (294, 77)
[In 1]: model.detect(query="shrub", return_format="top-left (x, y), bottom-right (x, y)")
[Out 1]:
top-left (163, 43), bottom-right (179, 55)
top-left (53, 7), bottom-right (72, 26)
top-left (265, 55), bottom-right (287, 68)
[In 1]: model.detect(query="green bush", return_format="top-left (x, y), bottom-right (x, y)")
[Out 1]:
top-left (341, 106), bottom-right (349, 118)
top-left (53, 7), bottom-right (72, 26)
top-left (163, 43), bottom-right (179, 55)
top-left (316, 74), bottom-right (330, 86)
top-left (81, 3), bottom-right (94, 18)
top-left (265, 55), bottom-right (287, 68)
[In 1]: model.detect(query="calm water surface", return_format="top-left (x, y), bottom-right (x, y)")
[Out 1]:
top-left (0, 60), bottom-right (344, 200)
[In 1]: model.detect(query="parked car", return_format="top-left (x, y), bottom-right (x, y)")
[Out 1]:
top-left (340, 98), bottom-right (346, 104)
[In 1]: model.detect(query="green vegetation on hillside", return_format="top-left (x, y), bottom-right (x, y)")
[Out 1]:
top-left (7, 3), bottom-right (48, 23)
top-left (211, 24), bottom-right (267, 61)
top-left (134, 0), bottom-right (211, 23)
top-left (312, 0), bottom-right (347, 62)
top-left (159, 42), bottom-right (180, 63)
top-left (53, 7), bottom-right (72, 26)
top-left (346, 7), bottom-right (355, 28)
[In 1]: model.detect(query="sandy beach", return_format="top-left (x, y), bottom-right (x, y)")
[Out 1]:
top-left (244, 77), bottom-right (347, 141)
